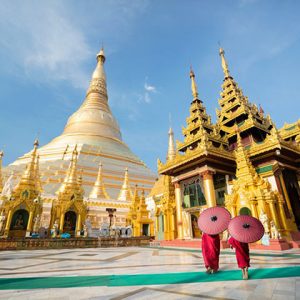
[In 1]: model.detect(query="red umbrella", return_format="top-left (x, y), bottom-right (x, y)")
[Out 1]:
top-left (198, 207), bottom-right (231, 235)
top-left (228, 215), bottom-right (264, 243)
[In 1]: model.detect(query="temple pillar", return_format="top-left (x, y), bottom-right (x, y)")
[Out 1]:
top-left (4, 210), bottom-right (13, 237)
top-left (268, 200), bottom-right (281, 229)
top-left (155, 214), bottom-right (159, 237)
top-left (76, 214), bottom-right (82, 237)
top-left (150, 222), bottom-right (154, 236)
top-left (250, 201), bottom-right (258, 218)
top-left (174, 182), bottom-right (184, 239)
top-left (170, 211), bottom-right (175, 240)
top-left (278, 200), bottom-right (289, 231)
top-left (279, 173), bottom-right (293, 214)
top-left (59, 213), bottom-right (65, 233)
top-left (163, 211), bottom-right (168, 240)
top-left (201, 170), bottom-right (216, 207)
top-left (26, 210), bottom-right (34, 237)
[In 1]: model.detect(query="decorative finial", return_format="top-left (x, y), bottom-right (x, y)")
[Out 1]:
top-left (34, 138), bottom-right (39, 148)
top-left (96, 47), bottom-right (105, 63)
top-left (189, 66), bottom-right (199, 99)
top-left (219, 47), bottom-right (230, 78)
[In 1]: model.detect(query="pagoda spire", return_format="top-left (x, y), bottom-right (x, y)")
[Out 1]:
top-left (117, 168), bottom-right (132, 201)
top-left (34, 155), bottom-right (43, 193)
top-left (20, 139), bottom-right (39, 184)
top-left (57, 145), bottom-right (79, 194)
top-left (0, 150), bottom-right (3, 193)
top-left (234, 130), bottom-right (258, 185)
top-left (89, 162), bottom-right (110, 199)
top-left (167, 127), bottom-right (176, 161)
top-left (219, 47), bottom-right (230, 78)
top-left (14, 139), bottom-right (39, 194)
top-left (189, 67), bottom-right (199, 100)
top-left (85, 47), bottom-right (108, 106)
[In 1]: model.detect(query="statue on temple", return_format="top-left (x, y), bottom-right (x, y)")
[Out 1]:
top-left (259, 210), bottom-right (270, 236)
top-left (33, 214), bottom-right (41, 233)
top-left (83, 224), bottom-right (88, 237)
top-left (51, 220), bottom-right (59, 238)
top-left (0, 211), bottom-right (6, 235)
top-left (270, 220), bottom-right (281, 239)
top-left (13, 214), bottom-right (25, 230)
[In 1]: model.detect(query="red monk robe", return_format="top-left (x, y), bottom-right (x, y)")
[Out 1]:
top-left (228, 236), bottom-right (250, 268)
top-left (201, 233), bottom-right (220, 271)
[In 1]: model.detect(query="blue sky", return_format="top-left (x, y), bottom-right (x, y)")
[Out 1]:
top-left (0, 0), bottom-right (300, 173)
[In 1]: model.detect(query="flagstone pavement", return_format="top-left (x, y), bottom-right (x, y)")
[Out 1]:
top-left (0, 246), bottom-right (299, 299)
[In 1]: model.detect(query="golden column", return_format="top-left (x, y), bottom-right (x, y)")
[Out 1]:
top-left (76, 214), bottom-right (82, 237)
top-left (26, 210), bottom-right (34, 236)
top-left (170, 210), bottom-right (175, 240)
top-left (4, 210), bottom-right (13, 237)
top-left (267, 200), bottom-right (281, 229)
top-left (278, 173), bottom-right (293, 214)
top-left (174, 182), bottom-right (184, 239)
top-left (201, 170), bottom-right (217, 207)
top-left (59, 213), bottom-right (65, 233)
top-left (277, 199), bottom-right (289, 231)
top-left (163, 211), bottom-right (168, 240)
top-left (250, 200), bottom-right (258, 218)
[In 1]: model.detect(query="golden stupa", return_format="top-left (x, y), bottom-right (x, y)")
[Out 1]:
top-left (6, 48), bottom-right (155, 198)
top-left (0, 48), bottom-right (155, 236)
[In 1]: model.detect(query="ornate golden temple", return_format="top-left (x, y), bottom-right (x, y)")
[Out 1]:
top-left (154, 48), bottom-right (300, 243)
top-left (0, 49), bottom-right (155, 238)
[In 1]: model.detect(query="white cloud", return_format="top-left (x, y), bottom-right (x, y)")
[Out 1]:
top-left (0, 2), bottom-right (92, 89)
top-left (0, 1), bottom-right (149, 90)
top-left (144, 83), bottom-right (157, 92)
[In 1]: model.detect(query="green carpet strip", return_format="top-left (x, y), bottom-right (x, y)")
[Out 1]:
top-left (0, 266), bottom-right (300, 290)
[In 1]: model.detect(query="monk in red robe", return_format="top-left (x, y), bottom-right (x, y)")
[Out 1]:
top-left (228, 236), bottom-right (250, 279)
top-left (201, 233), bottom-right (220, 274)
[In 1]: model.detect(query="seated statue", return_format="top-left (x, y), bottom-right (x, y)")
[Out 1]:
top-left (13, 214), bottom-right (24, 230)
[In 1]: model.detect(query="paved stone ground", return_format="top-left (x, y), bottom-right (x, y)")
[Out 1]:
top-left (0, 246), bottom-right (299, 299)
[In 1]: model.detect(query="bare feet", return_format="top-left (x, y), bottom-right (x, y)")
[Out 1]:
top-left (211, 269), bottom-right (218, 274)
top-left (206, 267), bottom-right (212, 274)
top-left (242, 267), bottom-right (248, 280)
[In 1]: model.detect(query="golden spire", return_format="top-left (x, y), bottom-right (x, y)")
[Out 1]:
top-left (234, 130), bottom-right (257, 184)
top-left (89, 162), bottom-right (110, 199)
top-left (0, 150), bottom-right (3, 193)
top-left (34, 155), bottom-right (43, 193)
top-left (132, 184), bottom-right (139, 206)
top-left (219, 47), bottom-right (230, 78)
top-left (86, 47), bottom-right (107, 100)
top-left (189, 67), bottom-right (199, 99)
top-left (22, 139), bottom-right (39, 182)
top-left (167, 127), bottom-right (176, 161)
top-left (117, 167), bottom-right (132, 201)
top-left (14, 139), bottom-right (39, 194)
top-left (57, 145), bottom-right (79, 194)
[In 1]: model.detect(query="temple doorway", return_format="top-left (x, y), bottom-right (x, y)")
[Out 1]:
top-left (191, 214), bottom-right (201, 238)
top-left (10, 209), bottom-right (29, 238)
top-left (142, 224), bottom-right (149, 236)
top-left (63, 211), bottom-right (77, 235)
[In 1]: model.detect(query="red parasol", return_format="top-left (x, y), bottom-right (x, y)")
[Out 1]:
top-left (228, 215), bottom-right (264, 243)
top-left (198, 207), bottom-right (231, 235)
